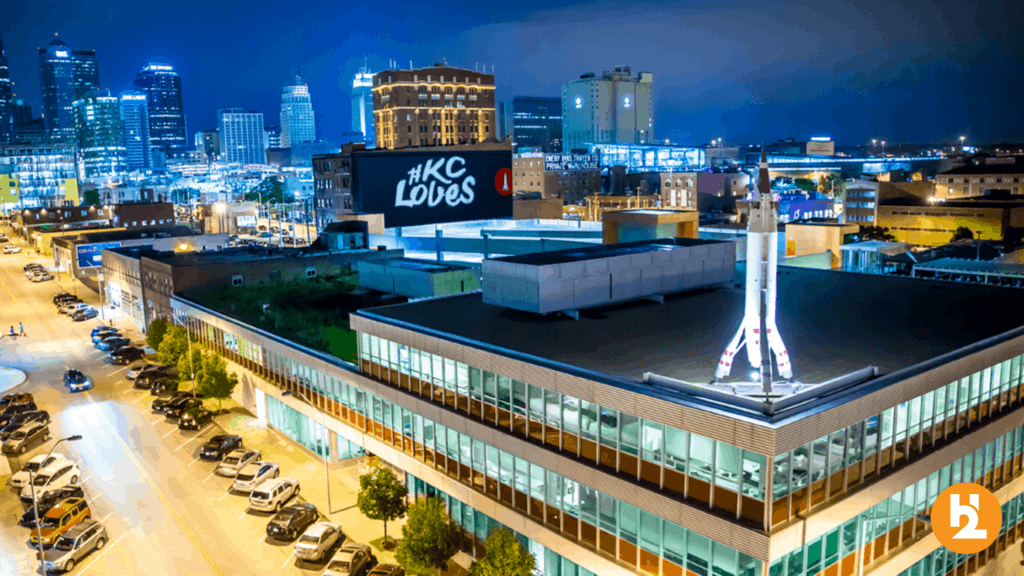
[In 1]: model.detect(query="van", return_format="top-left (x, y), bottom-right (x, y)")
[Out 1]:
top-left (248, 477), bottom-right (299, 512)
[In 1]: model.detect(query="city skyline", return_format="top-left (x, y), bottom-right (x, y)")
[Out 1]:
top-left (2, 0), bottom-right (1022, 148)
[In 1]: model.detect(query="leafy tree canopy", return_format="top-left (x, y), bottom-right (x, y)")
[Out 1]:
top-left (469, 529), bottom-right (535, 576)
top-left (356, 463), bottom-right (408, 542)
top-left (396, 497), bottom-right (464, 575)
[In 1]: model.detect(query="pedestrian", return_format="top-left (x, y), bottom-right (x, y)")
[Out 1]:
top-left (8, 326), bottom-right (14, 338)
top-left (18, 323), bottom-right (24, 336)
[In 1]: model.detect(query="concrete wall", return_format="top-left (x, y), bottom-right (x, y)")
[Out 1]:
top-left (369, 233), bottom-right (595, 258)
top-left (482, 240), bottom-right (735, 315)
top-left (358, 261), bottom-right (481, 298)
top-left (784, 224), bottom-right (858, 268)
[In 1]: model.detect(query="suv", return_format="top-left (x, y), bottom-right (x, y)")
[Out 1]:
top-left (42, 518), bottom-right (108, 573)
top-left (199, 435), bottom-right (243, 461)
top-left (18, 485), bottom-right (86, 528)
top-left (249, 477), bottom-right (299, 512)
top-left (20, 462), bottom-right (82, 504)
top-left (3, 422), bottom-right (50, 454)
top-left (11, 452), bottom-right (66, 489)
top-left (29, 497), bottom-right (91, 549)
top-left (0, 410), bottom-right (50, 440)
top-left (266, 503), bottom-right (318, 542)
top-left (324, 542), bottom-right (375, 576)
top-left (3, 244), bottom-right (21, 254)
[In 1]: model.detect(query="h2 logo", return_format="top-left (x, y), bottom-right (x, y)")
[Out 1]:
top-left (933, 483), bottom-right (1001, 554)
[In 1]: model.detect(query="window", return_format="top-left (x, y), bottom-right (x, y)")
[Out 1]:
top-left (305, 267), bottom-right (317, 278)
top-left (232, 275), bottom-right (243, 286)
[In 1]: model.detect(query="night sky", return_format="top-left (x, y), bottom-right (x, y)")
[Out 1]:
top-left (4, 0), bottom-right (1023, 146)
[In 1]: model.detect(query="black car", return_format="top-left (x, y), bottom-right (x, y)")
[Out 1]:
top-left (52, 293), bottom-right (73, 304)
top-left (72, 308), bottom-right (99, 322)
top-left (91, 330), bottom-right (120, 343)
top-left (0, 402), bottom-right (39, 428)
top-left (96, 336), bottom-right (130, 351)
top-left (0, 410), bottom-right (50, 440)
top-left (0, 393), bottom-right (34, 409)
top-left (151, 393), bottom-right (193, 414)
top-left (134, 367), bottom-right (178, 389)
top-left (24, 263), bottom-right (43, 272)
top-left (199, 435), bottom-right (243, 461)
top-left (109, 346), bottom-right (145, 365)
top-left (149, 377), bottom-right (180, 395)
top-left (90, 326), bottom-right (118, 339)
top-left (162, 398), bottom-right (203, 419)
top-left (178, 408), bottom-right (214, 430)
top-left (17, 486), bottom-right (86, 528)
top-left (63, 370), bottom-right (92, 393)
top-left (266, 503), bottom-right (319, 541)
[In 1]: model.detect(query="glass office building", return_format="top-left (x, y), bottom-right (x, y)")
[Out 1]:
top-left (118, 91), bottom-right (151, 171)
top-left (133, 63), bottom-right (187, 158)
top-left (351, 66), bottom-right (374, 147)
top-left (172, 262), bottom-right (1024, 576)
top-left (280, 78), bottom-right (315, 148)
top-left (38, 38), bottom-right (100, 142)
top-left (72, 89), bottom-right (127, 179)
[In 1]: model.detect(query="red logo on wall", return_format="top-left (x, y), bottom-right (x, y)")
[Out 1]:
top-left (495, 168), bottom-right (513, 195)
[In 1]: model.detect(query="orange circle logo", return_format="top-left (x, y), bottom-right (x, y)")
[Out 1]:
top-left (931, 483), bottom-right (1001, 554)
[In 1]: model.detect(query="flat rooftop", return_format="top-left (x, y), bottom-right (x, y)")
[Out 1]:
top-left (496, 237), bottom-right (720, 266)
top-left (358, 266), bottom-right (1024, 388)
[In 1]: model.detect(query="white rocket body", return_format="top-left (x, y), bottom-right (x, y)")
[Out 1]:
top-left (715, 151), bottom-right (793, 382)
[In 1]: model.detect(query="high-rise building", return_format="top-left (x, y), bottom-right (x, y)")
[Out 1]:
top-left (504, 96), bottom-right (563, 153)
top-left (73, 89), bottom-right (127, 179)
top-left (280, 77), bottom-right (315, 148)
top-left (195, 129), bottom-right (219, 163)
top-left (119, 91), bottom-right (151, 171)
top-left (562, 65), bottom-right (653, 153)
top-left (217, 108), bottom-right (265, 165)
top-left (264, 125), bottom-right (281, 149)
top-left (133, 63), bottom-right (187, 158)
top-left (11, 99), bottom-right (32, 127)
top-left (351, 65), bottom-right (374, 147)
top-left (0, 34), bottom-right (12, 144)
top-left (0, 144), bottom-right (76, 206)
top-left (373, 64), bottom-right (495, 150)
top-left (38, 38), bottom-right (101, 142)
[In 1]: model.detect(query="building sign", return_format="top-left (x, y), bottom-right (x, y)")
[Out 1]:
top-left (236, 215), bottom-right (257, 227)
top-left (351, 150), bottom-right (513, 228)
top-left (544, 154), bottom-right (599, 172)
top-left (76, 242), bottom-right (123, 268)
top-left (780, 199), bottom-right (835, 223)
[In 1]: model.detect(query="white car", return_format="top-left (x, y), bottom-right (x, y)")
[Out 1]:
top-left (231, 461), bottom-right (279, 493)
top-left (323, 542), bottom-right (375, 576)
top-left (19, 462), bottom-right (81, 503)
top-left (126, 362), bottom-right (158, 380)
top-left (31, 272), bottom-right (54, 282)
top-left (294, 521), bottom-right (343, 562)
top-left (215, 449), bottom-right (261, 477)
top-left (249, 477), bottom-right (299, 512)
top-left (11, 453), bottom-right (69, 489)
top-left (2, 245), bottom-right (21, 254)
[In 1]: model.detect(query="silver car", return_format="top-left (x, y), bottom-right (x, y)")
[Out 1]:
top-left (42, 519), bottom-right (108, 573)
top-left (215, 449), bottom-right (261, 477)
top-left (294, 521), bottom-right (343, 561)
top-left (232, 461), bottom-right (279, 493)
top-left (2, 422), bottom-right (49, 455)
top-left (324, 542), bottom-right (375, 576)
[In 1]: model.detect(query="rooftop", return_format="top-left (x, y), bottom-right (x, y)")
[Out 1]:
top-left (54, 226), bottom-right (194, 246)
top-left (881, 193), bottom-right (1024, 208)
top-left (495, 237), bottom-right (718, 266)
top-left (939, 156), bottom-right (1024, 176)
top-left (358, 265), bottom-right (1024, 407)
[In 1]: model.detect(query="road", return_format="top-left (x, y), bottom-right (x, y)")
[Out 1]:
top-left (0, 241), bottom-right (325, 575)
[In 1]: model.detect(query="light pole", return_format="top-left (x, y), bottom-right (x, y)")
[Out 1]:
top-left (871, 139), bottom-right (877, 155)
top-left (881, 141), bottom-right (886, 156)
top-left (282, 390), bottom-right (332, 513)
top-left (30, 434), bottom-right (83, 575)
top-left (959, 135), bottom-right (966, 150)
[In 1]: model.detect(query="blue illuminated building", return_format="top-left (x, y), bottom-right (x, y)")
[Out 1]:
top-left (38, 38), bottom-right (100, 142)
top-left (502, 96), bottom-right (562, 153)
top-left (133, 63), bottom-right (187, 159)
top-left (351, 64), bottom-right (374, 147)
top-left (119, 91), bottom-right (152, 171)
top-left (589, 142), bottom-right (704, 173)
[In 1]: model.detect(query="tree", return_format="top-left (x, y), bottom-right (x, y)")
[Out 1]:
top-left (395, 497), bottom-right (465, 576)
top-left (794, 178), bottom-right (817, 193)
top-left (356, 462), bottom-right (408, 544)
top-left (951, 226), bottom-right (976, 242)
top-left (156, 325), bottom-right (189, 366)
top-left (82, 189), bottom-right (101, 206)
top-left (176, 346), bottom-right (205, 392)
top-left (245, 177), bottom-right (291, 204)
top-left (469, 529), bottom-right (535, 576)
top-left (858, 226), bottom-right (897, 242)
top-left (195, 353), bottom-right (238, 412)
top-left (146, 319), bottom-right (170, 351)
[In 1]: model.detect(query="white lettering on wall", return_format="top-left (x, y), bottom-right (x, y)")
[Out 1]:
top-left (396, 156), bottom-right (476, 209)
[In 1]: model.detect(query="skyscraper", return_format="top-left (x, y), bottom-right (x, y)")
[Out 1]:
top-left (195, 129), bottom-right (219, 163)
top-left (280, 77), bottom-right (315, 148)
top-left (133, 63), bottom-right (187, 158)
top-left (217, 108), bottom-right (265, 165)
top-left (39, 38), bottom-right (100, 142)
top-left (504, 96), bottom-right (563, 153)
top-left (119, 91), bottom-right (151, 171)
top-left (0, 34), bottom-right (12, 144)
top-left (561, 65), bottom-right (653, 153)
top-left (351, 64), bottom-right (374, 147)
top-left (72, 89), bottom-right (127, 179)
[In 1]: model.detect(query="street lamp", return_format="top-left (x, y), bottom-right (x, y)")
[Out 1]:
top-left (30, 434), bottom-right (83, 575)
top-left (959, 135), bottom-right (966, 149)
top-left (871, 139), bottom-right (877, 155)
top-left (282, 390), bottom-right (332, 513)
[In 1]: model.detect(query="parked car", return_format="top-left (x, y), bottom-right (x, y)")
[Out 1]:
top-left (2, 422), bottom-right (50, 454)
top-left (42, 518), bottom-right (108, 573)
top-left (90, 326), bottom-right (118, 340)
top-left (134, 367), bottom-right (178, 389)
top-left (10, 452), bottom-right (67, 489)
top-left (3, 245), bottom-right (22, 254)
top-left (109, 346), bottom-right (145, 364)
top-left (126, 362), bottom-right (159, 380)
top-left (29, 497), bottom-right (91, 550)
top-left (0, 392), bottom-right (34, 409)
top-left (161, 397), bottom-right (203, 419)
top-left (25, 264), bottom-right (44, 277)
top-left (294, 521), bottom-right (343, 562)
top-left (0, 401), bottom-right (40, 427)
top-left (178, 408), bottom-right (214, 431)
top-left (323, 542), bottom-right (375, 576)
top-left (63, 369), bottom-right (92, 393)
top-left (151, 391), bottom-right (201, 413)
top-left (96, 336), bottom-right (130, 351)
top-left (149, 378), bottom-right (179, 395)
top-left (367, 564), bottom-right (405, 576)
top-left (18, 485), bottom-right (86, 529)
top-left (63, 303), bottom-right (91, 316)
top-left (71, 308), bottom-right (98, 322)
top-left (53, 293), bottom-right (73, 304)
top-left (31, 272), bottom-right (54, 282)
top-left (20, 462), bottom-right (82, 504)
top-left (231, 461), bottom-right (279, 493)
top-left (0, 410), bottom-right (50, 440)
top-left (199, 434), bottom-right (243, 461)
top-left (215, 449), bottom-right (261, 477)
top-left (249, 477), bottom-right (299, 512)
top-left (266, 503), bottom-right (318, 542)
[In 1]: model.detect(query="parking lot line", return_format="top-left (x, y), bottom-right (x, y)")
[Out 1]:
top-left (280, 549), bottom-right (297, 569)
top-left (219, 489), bottom-right (233, 502)
top-left (162, 427), bottom-right (178, 439)
top-left (130, 394), bottom-right (148, 405)
top-left (76, 533), bottom-right (126, 576)
top-left (99, 511), bottom-right (114, 523)
top-left (237, 508), bottom-right (250, 521)
top-left (177, 435), bottom-right (205, 452)
top-left (202, 470), bottom-right (219, 483)
top-left (258, 534), bottom-right (266, 544)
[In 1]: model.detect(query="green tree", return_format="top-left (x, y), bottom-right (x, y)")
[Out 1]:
top-left (176, 346), bottom-right (205, 391)
top-left (858, 226), bottom-right (897, 242)
top-left (82, 189), bottom-right (101, 206)
top-left (395, 497), bottom-right (465, 576)
top-left (146, 318), bottom-right (170, 351)
top-left (156, 325), bottom-right (189, 366)
top-left (196, 353), bottom-right (238, 412)
top-left (356, 463), bottom-right (408, 544)
top-left (951, 226), bottom-right (976, 242)
top-left (245, 177), bottom-right (290, 204)
top-left (794, 178), bottom-right (817, 193)
top-left (469, 529), bottom-right (535, 576)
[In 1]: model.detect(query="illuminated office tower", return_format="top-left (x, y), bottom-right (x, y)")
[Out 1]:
top-left (119, 91), bottom-right (151, 171)
top-left (72, 89), bottom-right (127, 179)
top-left (561, 64), bottom-right (652, 153)
top-left (351, 65), bottom-right (374, 147)
top-left (218, 108), bottom-right (265, 165)
top-left (280, 77), bottom-right (315, 148)
top-left (0, 34), bottom-right (12, 144)
top-left (39, 38), bottom-right (100, 141)
top-left (133, 63), bottom-right (187, 157)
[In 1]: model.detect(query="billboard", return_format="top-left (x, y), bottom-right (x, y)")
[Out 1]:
top-left (351, 150), bottom-right (513, 228)
top-left (544, 153), bottom-right (599, 172)
top-left (236, 215), bottom-right (257, 227)
top-left (76, 242), bottom-right (122, 268)
top-left (779, 199), bottom-right (835, 223)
